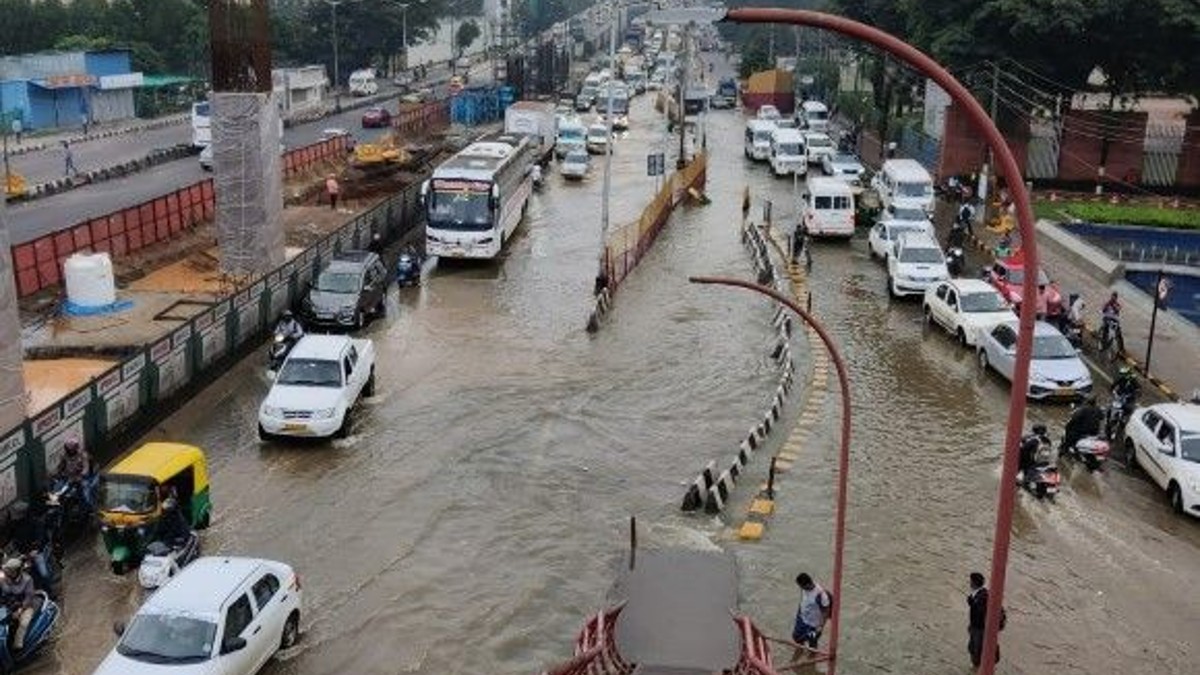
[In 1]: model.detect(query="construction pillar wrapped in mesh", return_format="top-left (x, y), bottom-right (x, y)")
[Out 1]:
top-left (213, 91), bottom-right (285, 277)
top-left (0, 202), bottom-right (27, 433)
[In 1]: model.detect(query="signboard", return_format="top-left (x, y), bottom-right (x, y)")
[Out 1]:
top-left (647, 153), bottom-right (665, 176)
top-left (923, 79), bottom-right (951, 140)
top-left (0, 428), bottom-right (25, 508)
top-left (99, 72), bottom-right (145, 90)
top-left (39, 74), bottom-right (98, 89)
top-left (431, 179), bottom-right (491, 192)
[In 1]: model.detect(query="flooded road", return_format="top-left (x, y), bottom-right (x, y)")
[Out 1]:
top-left (38, 68), bottom-right (1200, 674)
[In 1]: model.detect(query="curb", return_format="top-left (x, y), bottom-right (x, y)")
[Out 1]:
top-left (680, 220), bottom-right (797, 515)
top-left (11, 145), bottom-right (195, 203)
top-left (6, 114), bottom-right (189, 157)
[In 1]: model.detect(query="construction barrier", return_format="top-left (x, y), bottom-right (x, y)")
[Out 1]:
top-left (11, 136), bottom-right (351, 298)
top-left (391, 100), bottom-right (452, 137)
top-left (0, 180), bottom-right (425, 515)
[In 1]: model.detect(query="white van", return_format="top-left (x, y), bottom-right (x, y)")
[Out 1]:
top-left (803, 131), bottom-right (835, 165)
top-left (801, 176), bottom-right (856, 238)
top-left (744, 119), bottom-right (776, 162)
top-left (799, 100), bottom-right (829, 131)
top-left (872, 158), bottom-right (935, 214)
top-left (769, 127), bottom-right (807, 177)
top-left (348, 69), bottom-right (378, 96)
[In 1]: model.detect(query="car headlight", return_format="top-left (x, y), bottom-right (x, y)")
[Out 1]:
top-left (313, 408), bottom-right (336, 419)
top-left (338, 306), bottom-right (356, 318)
top-left (262, 405), bottom-right (284, 418)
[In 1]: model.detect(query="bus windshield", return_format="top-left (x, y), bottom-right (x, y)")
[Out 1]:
top-left (429, 182), bottom-right (493, 231)
top-left (559, 127), bottom-right (584, 142)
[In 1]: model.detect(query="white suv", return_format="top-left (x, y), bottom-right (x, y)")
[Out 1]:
top-left (93, 557), bottom-right (303, 675)
top-left (258, 334), bottom-right (376, 440)
top-left (1125, 403), bottom-right (1200, 517)
top-left (887, 232), bottom-right (949, 298)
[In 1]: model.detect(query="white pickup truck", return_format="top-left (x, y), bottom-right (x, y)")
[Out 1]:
top-left (258, 334), bottom-right (376, 440)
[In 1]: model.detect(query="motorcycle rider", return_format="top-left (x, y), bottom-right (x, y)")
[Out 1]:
top-left (5, 503), bottom-right (52, 597)
top-left (1061, 398), bottom-right (1104, 454)
top-left (1101, 291), bottom-right (1121, 345)
top-left (53, 438), bottom-right (94, 511)
top-left (1111, 366), bottom-right (1140, 412)
top-left (1018, 424), bottom-right (1052, 481)
top-left (159, 496), bottom-right (191, 546)
top-left (0, 558), bottom-right (35, 652)
top-left (275, 310), bottom-right (304, 342)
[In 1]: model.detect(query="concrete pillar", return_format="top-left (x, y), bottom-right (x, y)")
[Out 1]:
top-left (212, 91), bottom-right (285, 278)
top-left (0, 201), bottom-right (27, 434)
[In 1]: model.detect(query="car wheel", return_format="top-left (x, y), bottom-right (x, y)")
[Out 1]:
top-left (280, 611), bottom-right (300, 651)
top-left (354, 310), bottom-right (365, 330)
top-left (922, 305), bottom-right (932, 325)
top-left (111, 560), bottom-right (127, 576)
top-left (363, 369), bottom-right (376, 397)
top-left (1168, 483), bottom-right (1184, 514)
top-left (1124, 439), bottom-right (1137, 470)
top-left (888, 277), bottom-right (898, 299)
top-left (375, 296), bottom-right (386, 317)
top-left (977, 349), bottom-right (989, 371)
top-left (334, 412), bottom-right (351, 439)
top-left (956, 328), bottom-right (968, 346)
top-left (258, 424), bottom-right (272, 443)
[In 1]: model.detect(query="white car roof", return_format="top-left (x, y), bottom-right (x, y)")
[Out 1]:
top-left (289, 334), bottom-right (352, 360)
top-left (803, 131), bottom-right (831, 142)
top-left (144, 557), bottom-right (273, 618)
top-left (945, 278), bottom-right (1002, 295)
top-left (1153, 403), bottom-right (1200, 432)
top-left (895, 231), bottom-right (940, 249)
top-left (807, 176), bottom-right (854, 194)
top-left (771, 127), bottom-right (804, 142)
top-left (994, 319), bottom-right (1067, 337)
top-left (747, 119), bottom-right (776, 131)
top-left (801, 100), bottom-right (828, 112)
top-left (882, 158), bottom-right (933, 181)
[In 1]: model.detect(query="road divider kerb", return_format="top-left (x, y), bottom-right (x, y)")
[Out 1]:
top-left (13, 144), bottom-right (195, 204)
top-left (681, 219), bottom-right (798, 515)
top-left (6, 114), bottom-right (189, 158)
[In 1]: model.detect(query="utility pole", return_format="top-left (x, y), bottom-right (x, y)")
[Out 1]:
top-left (399, 3), bottom-right (410, 72)
top-left (601, 6), bottom-right (616, 243)
top-left (324, 0), bottom-right (344, 111)
top-left (677, 23), bottom-right (690, 169)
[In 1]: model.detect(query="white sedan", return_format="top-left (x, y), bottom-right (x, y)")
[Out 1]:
top-left (93, 557), bottom-right (302, 675)
top-left (977, 321), bottom-right (1092, 401)
top-left (821, 152), bottom-right (865, 184)
top-left (560, 149), bottom-right (591, 180)
top-left (867, 211), bottom-right (935, 260)
top-left (258, 335), bottom-right (375, 440)
top-left (1124, 403), bottom-right (1200, 517)
top-left (923, 279), bottom-right (1015, 347)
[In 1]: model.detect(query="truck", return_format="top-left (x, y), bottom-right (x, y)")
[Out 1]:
top-left (711, 78), bottom-right (738, 109)
top-left (505, 101), bottom-right (558, 163)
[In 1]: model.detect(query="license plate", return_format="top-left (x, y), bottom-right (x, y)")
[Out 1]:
top-left (1055, 387), bottom-right (1076, 397)
top-left (283, 423), bottom-right (308, 432)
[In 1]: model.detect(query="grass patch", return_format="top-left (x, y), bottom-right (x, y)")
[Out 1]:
top-left (1035, 201), bottom-right (1200, 230)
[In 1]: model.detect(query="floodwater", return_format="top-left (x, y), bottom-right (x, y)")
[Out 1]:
top-left (37, 64), bottom-right (1200, 675)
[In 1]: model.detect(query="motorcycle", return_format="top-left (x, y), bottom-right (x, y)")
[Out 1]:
top-left (43, 478), bottom-right (94, 556)
top-left (1062, 319), bottom-right (1084, 349)
top-left (530, 164), bottom-right (544, 190)
top-left (1099, 316), bottom-right (1125, 360)
top-left (945, 246), bottom-right (965, 277)
top-left (396, 251), bottom-right (423, 287)
top-left (267, 327), bottom-right (299, 373)
top-left (1062, 436), bottom-right (1110, 472)
top-left (1019, 463), bottom-right (1062, 500)
top-left (137, 532), bottom-right (200, 590)
top-left (1104, 393), bottom-right (1135, 441)
top-left (0, 592), bottom-right (60, 673)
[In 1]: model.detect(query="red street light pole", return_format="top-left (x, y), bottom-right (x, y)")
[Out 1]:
top-left (720, 9), bottom-right (1041, 675)
top-left (690, 275), bottom-right (851, 674)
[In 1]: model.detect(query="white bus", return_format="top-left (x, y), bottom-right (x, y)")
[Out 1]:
top-left (423, 131), bottom-right (537, 259)
top-left (191, 101), bottom-right (211, 148)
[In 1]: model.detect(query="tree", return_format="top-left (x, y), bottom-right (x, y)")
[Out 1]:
top-left (456, 19), bottom-right (481, 58)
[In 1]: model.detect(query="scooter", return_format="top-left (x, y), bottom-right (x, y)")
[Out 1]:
top-left (1104, 393), bottom-right (1135, 441)
top-left (267, 328), bottom-right (298, 373)
top-left (1019, 463), bottom-right (1062, 500)
top-left (43, 479), bottom-right (93, 557)
top-left (0, 592), bottom-right (60, 673)
top-left (945, 247), bottom-right (965, 277)
top-left (137, 532), bottom-right (201, 591)
top-left (396, 251), bottom-right (423, 287)
top-left (1062, 436), bottom-right (1110, 472)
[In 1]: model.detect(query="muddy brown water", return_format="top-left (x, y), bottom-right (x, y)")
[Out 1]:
top-left (32, 93), bottom-right (1199, 675)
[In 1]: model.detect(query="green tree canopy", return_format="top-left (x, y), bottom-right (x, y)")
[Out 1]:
top-left (456, 20), bottom-right (481, 57)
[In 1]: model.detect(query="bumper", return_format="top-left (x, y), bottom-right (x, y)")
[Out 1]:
top-left (1181, 482), bottom-right (1200, 518)
top-left (892, 276), bottom-right (943, 296)
top-left (427, 238), bottom-right (501, 259)
top-left (259, 413), bottom-right (343, 438)
top-left (1027, 382), bottom-right (1092, 401)
top-left (299, 310), bottom-right (358, 329)
top-left (561, 169), bottom-right (587, 179)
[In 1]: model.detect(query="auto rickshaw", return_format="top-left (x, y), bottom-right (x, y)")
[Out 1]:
top-left (97, 442), bottom-right (212, 574)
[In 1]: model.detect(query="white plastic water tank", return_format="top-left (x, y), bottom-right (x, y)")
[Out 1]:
top-left (64, 252), bottom-right (116, 307)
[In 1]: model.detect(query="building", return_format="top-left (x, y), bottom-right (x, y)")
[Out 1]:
top-left (272, 66), bottom-right (329, 120)
top-left (0, 50), bottom-right (141, 131)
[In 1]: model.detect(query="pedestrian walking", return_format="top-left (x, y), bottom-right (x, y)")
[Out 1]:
top-left (62, 140), bottom-right (77, 177)
top-left (10, 118), bottom-right (22, 145)
top-left (325, 173), bottom-right (341, 210)
top-left (791, 572), bottom-right (832, 663)
top-left (966, 572), bottom-right (1004, 668)
top-left (81, 112), bottom-right (90, 136)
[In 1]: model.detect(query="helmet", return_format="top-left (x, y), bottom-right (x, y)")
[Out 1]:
top-left (163, 496), bottom-right (178, 512)
top-left (64, 437), bottom-right (80, 454)
top-left (1032, 424), bottom-right (1048, 436)
top-left (282, 310), bottom-right (293, 319)
top-left (1118, 366), bottom-right (1133, 378)
top-left (3, 559), bottom-right (22, 576)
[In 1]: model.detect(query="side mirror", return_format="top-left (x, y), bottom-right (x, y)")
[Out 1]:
top-left (266, 369), bottom-right (277, 381)
top-left (222, 636), bottom-right (247, 655)
top-left (113, 621), bottom-right (126, 637)
top-left (419, 180), bottom-right (429, 204)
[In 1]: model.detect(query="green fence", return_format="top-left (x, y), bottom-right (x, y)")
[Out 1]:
top-left (0, 183), bottom-right (423, 517)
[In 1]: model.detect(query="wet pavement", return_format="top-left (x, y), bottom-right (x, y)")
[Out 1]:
top-left (32, 62), bottom-right (1200, 675)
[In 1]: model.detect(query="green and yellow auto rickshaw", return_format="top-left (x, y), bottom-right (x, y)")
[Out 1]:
top-left (97, 442), bottom-right (212, 574)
